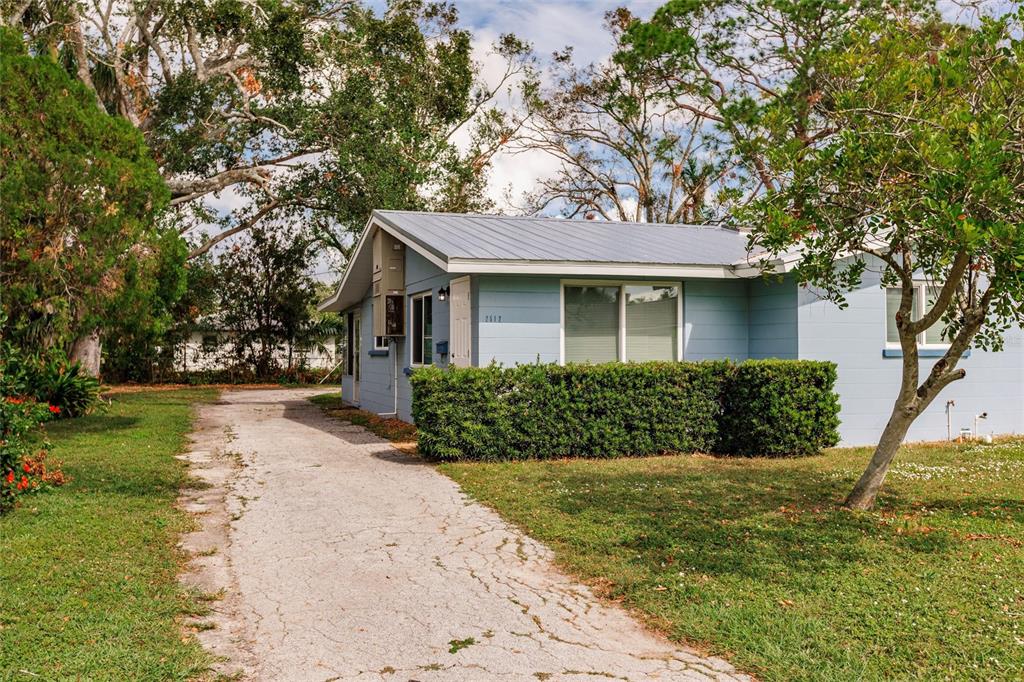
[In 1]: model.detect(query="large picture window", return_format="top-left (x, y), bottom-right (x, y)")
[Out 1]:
top-left (563, 282), bottom-right (681, 364)
top-left (885, 284), bottom-right (950, 347)
top-left (411, 292), bottom-right (433, 365)
top-left (564, 286), bottom-right (619, 363)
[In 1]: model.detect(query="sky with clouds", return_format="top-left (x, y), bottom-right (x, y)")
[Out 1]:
top-left (369, 0), bottom-right (666, 212)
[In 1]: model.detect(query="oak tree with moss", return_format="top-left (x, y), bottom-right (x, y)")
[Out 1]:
top-left (3, 0), bottom-right (531, 372)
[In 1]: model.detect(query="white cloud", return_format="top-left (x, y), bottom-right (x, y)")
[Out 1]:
top-left (457, 1), bottom-right (664, 214)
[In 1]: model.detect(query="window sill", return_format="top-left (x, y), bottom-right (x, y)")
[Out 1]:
top-left (882, 348), bottom-right (969, 359)
top-left (368, 349), bottom-right (389, 357)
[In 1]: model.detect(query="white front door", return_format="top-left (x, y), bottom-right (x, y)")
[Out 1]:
top-left (449, 276), bottom-right (472, 367)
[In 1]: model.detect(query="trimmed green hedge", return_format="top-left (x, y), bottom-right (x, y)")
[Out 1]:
top-left (719, 360), bottom-right (841, 457)
top-left (411, 360), bottom-right (840, 461)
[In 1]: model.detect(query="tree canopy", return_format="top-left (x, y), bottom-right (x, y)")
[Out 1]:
top-left (209, 224), bottom-right (319, 378)
top-left (4, 0), bottom-right (531, 262)
top-left (619, 0), bottom-right (936, 207)
top-left (515, 9), bottom-right (726, 223)
top-left (742, 9), bottom-right (1024, 508)
top-left (0, 27), bottom-right (170, 351)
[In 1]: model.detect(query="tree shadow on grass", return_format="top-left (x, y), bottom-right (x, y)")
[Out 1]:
top-left (520, 459), bottom-right (1022, 584)
top-left (45, 415), bottom-right (140, 437)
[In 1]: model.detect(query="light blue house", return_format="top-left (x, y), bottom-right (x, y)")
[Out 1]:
top-left (320, 210), bottom-right (1023, 446)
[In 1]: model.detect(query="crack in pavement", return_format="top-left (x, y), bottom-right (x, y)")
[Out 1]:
top-left (179, 388), bottom-right (750, 682)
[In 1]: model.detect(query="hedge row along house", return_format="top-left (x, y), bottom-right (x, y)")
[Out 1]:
top-left (320, 210), bottom-right (1024, 446)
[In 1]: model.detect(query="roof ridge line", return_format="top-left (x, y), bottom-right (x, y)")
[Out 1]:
top-left (373, 209), bottom-right (740, 232)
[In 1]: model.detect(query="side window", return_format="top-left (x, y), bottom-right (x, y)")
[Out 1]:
top-left (886, 285), bottom-right (949, 347)
top-left (411, 293), bottom-right (433, 365)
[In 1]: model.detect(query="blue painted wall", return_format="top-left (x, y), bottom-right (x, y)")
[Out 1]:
top-left (473, 275), bottom-right (753, 365)
top-left (796, 258), bottom-right (1024, 445)
top-left (350, 293), bottom-right (395, 415)
top-left (748, 276), bottom-right (798, 359)
top-left (683, 279), bottom-right (749, 361)
top-left (342, 249), bottom-right (452, 421)
top-left (476, 275), bottom-right (561, 366)
top-left (341, 249), bottom-right (1022, 447)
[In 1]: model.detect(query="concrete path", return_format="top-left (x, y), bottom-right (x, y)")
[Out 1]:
top-left (180, 388), bottom-right (747, 682)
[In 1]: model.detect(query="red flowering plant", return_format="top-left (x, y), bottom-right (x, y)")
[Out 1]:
top-left (1, 339), bottom-right (67, 512)
top-left (0, 395), bottom-right (56, 511)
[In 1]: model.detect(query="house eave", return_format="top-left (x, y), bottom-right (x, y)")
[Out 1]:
top-left (447, 259), bottom-right (742, 279)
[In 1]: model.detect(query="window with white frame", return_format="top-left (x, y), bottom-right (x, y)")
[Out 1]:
top-left (885, 284), bottom-right (950, 347)
top-left (563, 283), bottom-right (681, 363)
top-left (410, 292), bottom-right (433, 365)
top-left (373, 336), bottom-right (390, 351)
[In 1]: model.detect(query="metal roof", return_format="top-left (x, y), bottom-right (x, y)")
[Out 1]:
top-left (319, 210), bottom-right (768, 312)
top-left (374, 210), bottom-right (752, 266)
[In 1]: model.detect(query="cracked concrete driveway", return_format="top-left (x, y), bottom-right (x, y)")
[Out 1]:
top-left (181, 388), bottom-right (748, 681)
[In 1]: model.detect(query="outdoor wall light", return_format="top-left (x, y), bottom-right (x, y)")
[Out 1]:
top-left (437, 285), bottom-right (450, 302)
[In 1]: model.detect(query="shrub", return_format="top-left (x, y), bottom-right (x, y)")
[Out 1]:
top-left (3, 347), bottom-right (101, 419)
top-left (0, 396), bottom-right (53, 511)
top-left (411, 360), bottom-right (840, 461)
top-left (412, 361), bottom-right (730, 461)
top-left (718, 360), bottom-right (841, 456)
top-left (1, 341), bottom-right (73, 511)
top-left (1, 344), bottom-right (68, 512)
top-left (154, 366), bottom-right (334, 386)
top-left (27, 355), bottom-right (101, 419)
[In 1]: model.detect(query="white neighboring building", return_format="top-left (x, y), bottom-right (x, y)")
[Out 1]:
top-left (176, 330), bottom-right (342, 373)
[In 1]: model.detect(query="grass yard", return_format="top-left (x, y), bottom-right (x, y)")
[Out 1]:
top-left (440, 440), bottom-right (1024, 681)
top-left (0, 389), bottom-right (218, 680)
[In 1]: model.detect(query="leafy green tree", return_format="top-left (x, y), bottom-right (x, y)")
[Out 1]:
top-left (100, 230), bottom-right (191, 382)
top-left (0, 27), bottom-right (170, 362)
top-left (293, 4), bottom-right (533, 260)
top-left (743, 11), bottom-right (1024, 509)
top-left (5, 1), bottom-right (529, 372)
top-left (211, 225), bottom-right (318, 378)
top-left (5, 0), bottom-right (530, 261)
top-left (619, 0), bottom-right (934, 207)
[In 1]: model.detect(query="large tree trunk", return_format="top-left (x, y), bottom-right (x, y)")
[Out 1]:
top-left (843, 402), bottom-right (917, 510)
top-left (70, 330), bottom-right (102, 377)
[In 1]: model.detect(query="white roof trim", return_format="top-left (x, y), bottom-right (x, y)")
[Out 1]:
top-left (447, 259), bottom-right (740, 279)
top-left (317, 213), bottom-right (376, 312)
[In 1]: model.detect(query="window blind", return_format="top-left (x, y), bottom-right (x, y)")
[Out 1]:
top-left (564, 286), bottom-right (619, 363)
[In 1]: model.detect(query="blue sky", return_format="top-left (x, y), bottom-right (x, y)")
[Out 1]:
top-left (451, 0), bottom-right (662, 64)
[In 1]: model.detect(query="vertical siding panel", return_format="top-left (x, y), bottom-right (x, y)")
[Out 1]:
top-left (476, 275), bottom-right (561, 366)
top-left (748, 276), bottom-right (799, 359)
top-left (683, 279), bottom-right (749, 361)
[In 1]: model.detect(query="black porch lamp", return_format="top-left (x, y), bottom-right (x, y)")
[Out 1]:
top-left (437, 285), bottom-right (450, 302)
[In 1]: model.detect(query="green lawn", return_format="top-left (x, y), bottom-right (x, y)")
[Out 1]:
top-left (440, 440), bottom-right (1024, 681)
top-left (0, 389), bottom-right (218, 680)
